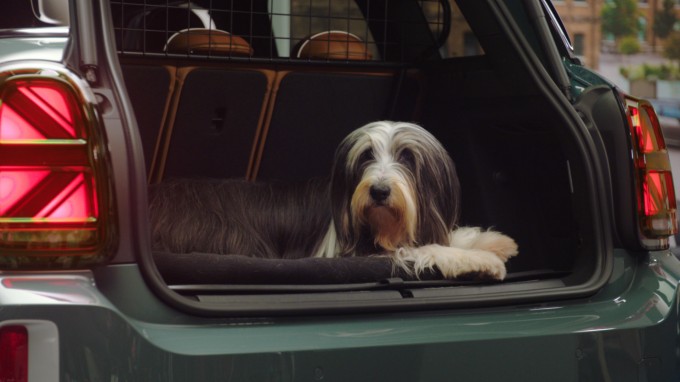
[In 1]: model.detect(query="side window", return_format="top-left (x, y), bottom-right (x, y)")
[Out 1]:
top-left (573, 32), bottom-right (585, 56)
top-left (419, 0), bottom-right (484, 58)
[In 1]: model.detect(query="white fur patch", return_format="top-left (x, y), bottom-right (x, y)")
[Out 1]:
top-left (391, 227), bottom-right (518, 280)
top-left (393, 245), bottom-right (507, 280)
top-left (314, 222), bottom-right (339, 258)
top-left (449, 227), bottom-right (519, 262)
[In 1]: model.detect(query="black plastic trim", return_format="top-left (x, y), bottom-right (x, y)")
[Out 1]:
top-left (170, 269), bottom-right (567, 295)
top-left (523, 0), bottom-right (571, 98)
top-left (574, 86), bottom-right (642, 250)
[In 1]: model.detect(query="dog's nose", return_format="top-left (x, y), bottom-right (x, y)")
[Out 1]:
top-left (370, 184), bottom-right (391, 202)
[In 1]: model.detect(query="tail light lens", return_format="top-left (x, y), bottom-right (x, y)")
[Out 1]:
top-left (0, 320), bottom-right (59, 381)
top-left (0, 325), bottom-right (28, 382)
top-left (625, 95), bottom-right (678, 247)
top-left (0, 67), bottom-right (116, 268)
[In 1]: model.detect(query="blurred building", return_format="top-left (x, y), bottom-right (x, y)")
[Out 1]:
top-left (553, 0), bottom-right (603, 69)
top-left (421, 0), bottom-right (680, 71)
top-left (637, 0), bottom-right (680, 52)
top-left (430, 0), bottom-right (603, 68)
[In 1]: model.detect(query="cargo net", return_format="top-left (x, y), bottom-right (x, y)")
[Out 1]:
top-left (110, 0), bottom-right (481, 62)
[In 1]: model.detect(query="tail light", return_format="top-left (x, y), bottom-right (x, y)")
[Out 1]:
top-left (0, 320), bottom-right (59, 381)
top-left (0, 325), bottom-right (27, 382)
top-left (0, 66), bottom-right (116, 268)
top-left (624, 95), bottom-right (678, 248)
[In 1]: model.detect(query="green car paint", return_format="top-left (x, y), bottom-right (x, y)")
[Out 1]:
top-left (0, 248), bottom-right (677, 381)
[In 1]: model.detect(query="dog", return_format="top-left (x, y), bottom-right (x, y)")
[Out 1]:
top-left (149, 121), bottom-right (517, 280)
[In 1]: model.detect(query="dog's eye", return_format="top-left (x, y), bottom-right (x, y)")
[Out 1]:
top-left (399, 149), bottom-right (415, 166)
top-left (358, 149), bottom-right (374, 164)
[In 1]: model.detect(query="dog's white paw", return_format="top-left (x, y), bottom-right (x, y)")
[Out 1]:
top-left (432, 248), bottom-right (507, 280)
top-left (394, 245), bottom-right (508, 280)
top-left (449, 227), bottom-right (518, 263)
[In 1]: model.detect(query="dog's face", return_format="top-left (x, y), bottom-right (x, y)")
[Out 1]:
top-left (331, 121), bottom-right (460, 255)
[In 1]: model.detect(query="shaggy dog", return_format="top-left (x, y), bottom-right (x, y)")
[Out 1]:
top-left (149, 121), bottom-right (517, 280)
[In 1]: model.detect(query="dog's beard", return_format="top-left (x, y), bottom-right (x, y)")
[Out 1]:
top-left (351, 178), bottom-right (417, 251)
top-left (365, 206), bottom-right (406, 251)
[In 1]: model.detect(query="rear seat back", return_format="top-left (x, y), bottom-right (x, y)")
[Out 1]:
top-left (253, 70), bottom-right (396, 181)
top-left (120, 64), bottom-right (176, 176)
top-left (117, 2), bottom-right (269, 182)
top-left (158, 65), bottom-right (273, 180)
top-left (295, 31), bottom-right (372, 61)
top-left (251, 31), bottom-right (417, 181)
top-left (120, 2), bottom-right (213, 54)
top-left (165, 29), bottom-right (254, 57)
top-left (119, 24), bottom-right (421, 182)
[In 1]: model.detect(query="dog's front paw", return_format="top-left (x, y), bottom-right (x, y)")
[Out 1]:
top-left (396, 245), bottom-right (508, 281)
top-left (450, 227), bottom-right (518, 263)
top-left (474, 231), bottom-right (518, 263)
top-left (435, 249), bottom-right (507, 280)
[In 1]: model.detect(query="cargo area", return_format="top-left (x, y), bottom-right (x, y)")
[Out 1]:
top-left (110, 0), bottom-right (601, 295)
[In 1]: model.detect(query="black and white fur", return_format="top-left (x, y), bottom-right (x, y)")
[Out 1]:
top-left (150, 121), bottom-right (517, 279)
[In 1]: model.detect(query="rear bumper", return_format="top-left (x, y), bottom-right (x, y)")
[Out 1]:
top-left (1, 250), bottom-right (679, 381)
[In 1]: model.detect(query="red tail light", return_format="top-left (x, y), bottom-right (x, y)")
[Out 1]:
top-left (625, 96), bottom-right (678, 246)
top-left (0, 67), bottom-right (115, 268)
top-left (0, 325), bottom-right (28, 382)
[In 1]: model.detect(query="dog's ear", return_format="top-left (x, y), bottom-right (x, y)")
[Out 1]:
top-left (415, 139), bottom-right (461, 246)
top-left (330, 136), bottom-right (359, 255)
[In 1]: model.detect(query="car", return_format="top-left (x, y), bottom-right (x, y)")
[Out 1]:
top-left (1, 0), bottom-right (679, 381)
top-left (650, 98), bottom-right (680, 119)
top-left (650, 98), bottom-right (680, 146)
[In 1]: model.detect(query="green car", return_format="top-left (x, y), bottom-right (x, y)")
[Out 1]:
top-left (1, 0), bottom-right (679, 381)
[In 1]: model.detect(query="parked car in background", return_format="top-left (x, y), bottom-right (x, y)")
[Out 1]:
top-left (650, 98), bottom-right (680, 146)
top-left (1, 0), bottom-right (680, 380)
top-left (650, 98), bottom-right (680, 118)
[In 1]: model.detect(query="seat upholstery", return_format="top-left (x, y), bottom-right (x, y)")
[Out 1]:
top-left (158, 66), bottom-right (274, 180)
top-left (165, 28), bottom-right (254, 57)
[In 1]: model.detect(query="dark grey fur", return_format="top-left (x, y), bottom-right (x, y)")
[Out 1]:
top-left (149, 178), bottom-right (331, 259)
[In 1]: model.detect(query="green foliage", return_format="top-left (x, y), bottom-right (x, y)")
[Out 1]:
top-left (617, 35), bottom-right (641, 55)
top-left (602, 0), bottom-right (640, 39)
top-left (620, 63), bottom-right (679, 80)
top-left (653, 0), bottom-right (677, 39)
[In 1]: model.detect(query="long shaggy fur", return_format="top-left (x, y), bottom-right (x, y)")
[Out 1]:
top-left (149, 121), bottom-right (518, 279)
top-left (149, 179), bottom-right (331, 259)
top-left (327, 121), bottom-right (460, 256)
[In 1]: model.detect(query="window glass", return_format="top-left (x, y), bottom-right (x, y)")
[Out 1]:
top-left (573, 32), bottom-right (585, 56)
top-left (419, 0), bottom-right (484, 58)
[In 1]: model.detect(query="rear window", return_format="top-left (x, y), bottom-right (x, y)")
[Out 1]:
top-left (420, 1), bottom-right (483, 58)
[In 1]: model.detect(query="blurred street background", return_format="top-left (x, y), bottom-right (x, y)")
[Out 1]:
top-left (559, 0), bottom-right (680, 195)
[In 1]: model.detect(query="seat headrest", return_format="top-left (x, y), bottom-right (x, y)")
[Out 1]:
top-left (165, 28), bottom-right (253, 56)
top-left (295, 31), bottom-right (372, 61)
